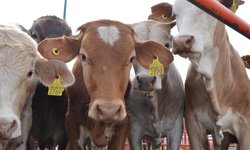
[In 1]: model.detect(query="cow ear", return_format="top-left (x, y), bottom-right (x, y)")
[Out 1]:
top-left (38, 36), bottom-right (80, 63)
top-left (34, 59), bottom-right (75, 87)
top-left (148, 2), bottom-right (174, 22)
top-left (135, 40), bottom-right (173, 69)
top-left (241, 55), bottom-right (250, 69)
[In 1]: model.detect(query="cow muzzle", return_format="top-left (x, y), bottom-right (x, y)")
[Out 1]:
top-left (88, 100), bottom-right (126, 122)
top-left (172, 35), bottom-right (194, 54)
top-left (0, 118), bottom-right (18, 140)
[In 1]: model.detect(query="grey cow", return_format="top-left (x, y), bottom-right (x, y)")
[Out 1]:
top-left (128, 20), bottom-right (185, 150)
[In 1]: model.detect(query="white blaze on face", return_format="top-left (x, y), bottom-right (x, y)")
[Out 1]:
top-left (0, 25), bottom-right (37, 139)
top-left (97, 26), bottom-right (120, 46)
top-left (173, 0), bottom-right (217, 54)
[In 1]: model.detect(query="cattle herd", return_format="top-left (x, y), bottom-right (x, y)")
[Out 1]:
top-left (0, 0), bottom-right (249, 150)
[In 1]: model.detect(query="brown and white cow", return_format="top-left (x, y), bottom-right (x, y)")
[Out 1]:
top-left (0, 25), bottom-right (74, 150)
top-left (37, 19), bottom-right (173, 150)
top-left (172, 0), bottom-right (248, 149)
top-left (27, 15), bottom-right (72, 150)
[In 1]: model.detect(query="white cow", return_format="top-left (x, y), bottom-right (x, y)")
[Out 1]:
top-left (0, 25), bottom-right (74, 149)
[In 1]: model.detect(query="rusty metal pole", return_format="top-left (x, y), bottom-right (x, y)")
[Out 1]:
top-left (186, 0), bottom-right (250, 39)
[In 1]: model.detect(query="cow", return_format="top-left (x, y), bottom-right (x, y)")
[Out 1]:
top-left (26, 15), bottom-right (72, 150)
top-left (0, 25), bottom-right (74, 150)
top-left (37, 19), bottom-right (174, 150)
top-left (172, 0), bottom-right (248, 149)
top-left (127, 20), bottom-right (185, 150)
top-left (148, 2), bottom-right (175, 23)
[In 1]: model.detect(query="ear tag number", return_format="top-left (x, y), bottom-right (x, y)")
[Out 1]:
top-left (52, 48), bottom-right (60, 56)
top-left (231, 0), bottom-right (237, 13)
top-left (149, 56), bottom-right (164, 76)
top-left (48, 75), bottom-right (64, 96)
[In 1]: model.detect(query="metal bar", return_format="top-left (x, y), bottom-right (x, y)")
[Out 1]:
top-left (186, 0), bottom-right (250, 39)
top-left (63, 0), bottom-right (67, 20)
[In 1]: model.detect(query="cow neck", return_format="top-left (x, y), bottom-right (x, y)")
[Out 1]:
top-left (213, 23), bottom-right (250, 115)
top-left (198, 21), bottom-right (250, 119)
top-left (144, 92), bottom-right (158, 118)
top-left (157, 69), bottom-right (171, 118)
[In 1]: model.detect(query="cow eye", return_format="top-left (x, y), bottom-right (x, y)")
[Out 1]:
top-left (27, 71), bottom-right (33, 77)
top-left (165, 43), bottom-right (170, 48)
top-left (31, 33), bottom-right (37, 39)
top-left (81, 54), bottom-right (86, 61)
top-left (130, 56), bottom-right (135, 63)
top-left (161, 14), bottom-right (168, 20)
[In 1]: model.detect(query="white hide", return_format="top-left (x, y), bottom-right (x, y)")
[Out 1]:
top-left (0, 25), bottom-right (38, 139)
top-left (217, 108), bottom-right (246, 140)
top-left (131, 20), bottom-right (172, 46)
top-left (97, 26), bottom-right (120, 46)
top-left (173, 0), bottom-right (218, 74)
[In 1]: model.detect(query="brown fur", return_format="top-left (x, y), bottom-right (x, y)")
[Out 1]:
top-left (148, 2), bottom-right (175, 23)
top-left (241, 55), bottom-right (250, 69)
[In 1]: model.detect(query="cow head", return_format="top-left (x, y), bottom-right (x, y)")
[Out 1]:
top-left (130, 20), bottom-right (174, 90)
top-left (37, 20), bottom-right (173, 123)
top-left (0, 25), bottom-right (74, 140)
top-left (148, 2), bottom-right (176, 23)
top-left (131, 20), bottom-right (175, 48)
top-left (29, 15), bottom-right (72, 43)
top-left (172, 0), bottom-right (244, 72)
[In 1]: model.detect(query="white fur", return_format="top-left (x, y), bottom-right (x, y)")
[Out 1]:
top-left (173, 0), bottom-right (217, 67)
top-left (217, 108), bottom-right (245, 139)
top-left (0, 25), bottom-right (37, 139)
top-left (97, 26), bottom-right (120, 46)
top-left (77, 125), bottom-right (90, 149)
top-left (131, 20), bottom-right (171, 46)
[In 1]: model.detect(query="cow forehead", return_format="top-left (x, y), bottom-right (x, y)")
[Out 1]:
top-left (97, 26), bottom-right (120, 46)
top-left (80, 23), bottom-right (135, 62)
top-left (132, 21), bottom-right (171, 45)
top-left (0, 25), bottom-right (37, 82)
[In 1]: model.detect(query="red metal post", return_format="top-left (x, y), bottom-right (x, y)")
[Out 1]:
top-left (186, 0), bottom-right (250, 39)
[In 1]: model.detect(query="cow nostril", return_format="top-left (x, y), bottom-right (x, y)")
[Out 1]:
top-left (165, 43), bottom-right (170, 48)
top-left (97, 104), bottom-right (121, 121)
top-left (185, 36), bottom-right (194, 45)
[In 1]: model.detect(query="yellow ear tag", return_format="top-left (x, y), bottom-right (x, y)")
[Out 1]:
top-left (48, 75), bottom-right (64, 96)
top-left (52, 48), bottom-right (60, 56)
top-left (149, 56), bottom-right (164, 76)
top-left (231, 0), bottom-right (237, 13)
top-left (161, 14), bottom-right (168, 20)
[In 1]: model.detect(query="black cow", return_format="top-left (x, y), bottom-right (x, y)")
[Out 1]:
top-left (27, 15), bottom-right (72, 150)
